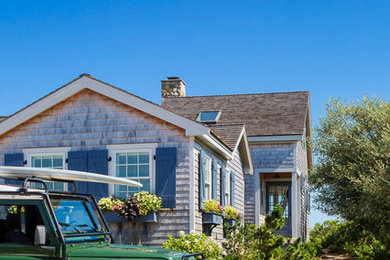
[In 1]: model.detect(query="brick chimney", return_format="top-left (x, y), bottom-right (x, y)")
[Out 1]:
top-left (161, 77), bottom-right (186, 100)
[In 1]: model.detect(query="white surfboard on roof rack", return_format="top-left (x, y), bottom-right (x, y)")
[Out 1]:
top-left (0, 166), bottom-right (142, 187)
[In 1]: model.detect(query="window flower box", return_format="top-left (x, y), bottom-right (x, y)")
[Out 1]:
top-left (224, 218), bottom-right (237, 228)
top-left (203, 212), bottom-right (223, 225)
top-left (103, 212), bottom-right (125, 223)
top-left (103, 212), bottom-right (158, 223)
top-left (134, 212), bottom-right (158, 223)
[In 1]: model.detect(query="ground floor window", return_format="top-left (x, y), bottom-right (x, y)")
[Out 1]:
top-left (266, 182), bottom-right (290, 223)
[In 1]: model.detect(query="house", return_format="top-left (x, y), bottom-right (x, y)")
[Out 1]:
top-left (0, 74), bottom-right (252, 246)
top-left (162, 79), bottom-right (312, 241)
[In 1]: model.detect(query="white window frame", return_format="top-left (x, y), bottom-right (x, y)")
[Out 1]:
top-left (23, 147), bottom-right (71, 191)
top-left (225, 168), bottom-right (231, 206)
top-left (204, 156), bottom-right (212, 201)
top-left (107, 143), bottom-right (157, 197)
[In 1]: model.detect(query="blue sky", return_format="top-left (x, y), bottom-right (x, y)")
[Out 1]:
top-left (0, 1), bottom-right (389, 227)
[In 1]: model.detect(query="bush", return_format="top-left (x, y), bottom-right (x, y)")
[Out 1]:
top-left (204, 199), bottom-right (224, 214)
top-left (98, 196), bottom-right (124, 213)
top-left (283, 237), bottom-right (318, 260)
top-left (133, 191), bottom-right (162, 216)
top-left (162, 231), bottom-right (222, 260)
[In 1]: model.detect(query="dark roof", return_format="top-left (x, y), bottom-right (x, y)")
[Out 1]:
top-left (162, 91), bottom-right (310, 137)
top-left (209, 124), bottom-right (245, 149)
top-left (0, 117), bottom-right (7, 123)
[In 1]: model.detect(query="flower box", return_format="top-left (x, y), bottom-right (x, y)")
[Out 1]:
top-left (103, 212), bottom-right (158, 223)
top-left (203, 212), bottom-right (223, 225)
top-left (224, 218), bottom-right (237, 228)
top-left (103, 212), bottom-right (125, 223)
top-left (134, 212), bottom-right (158, 223)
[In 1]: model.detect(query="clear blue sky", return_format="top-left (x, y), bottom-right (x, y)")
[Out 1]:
top-left (1, 1), bottom-right (389, 227)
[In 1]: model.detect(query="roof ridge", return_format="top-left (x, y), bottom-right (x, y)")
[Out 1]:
top-left (163, 90), bottom-right (310, 99)
top-left (210, 123), bottom-right (245, 127)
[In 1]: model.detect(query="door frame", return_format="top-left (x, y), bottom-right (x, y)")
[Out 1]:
top-left (265, 181), bottom-right (292, 227)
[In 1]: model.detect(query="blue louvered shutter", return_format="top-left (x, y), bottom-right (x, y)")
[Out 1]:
top-left (221, 166), bottom-right (226, 206)
top-left (212, 160), bottom-right (218, 201)
top-left (199, 151), bottom-right (206, 209)
top-left (67, 151), bottom-right (88, 193)
top-left (230, 171), bottom-right (235, 207)
top-left (156, 147), bottom-right (177, 208)
top-left (87, 150), bottom-right (109, 200)
top-left (4, 153), bottom-right (24, 184)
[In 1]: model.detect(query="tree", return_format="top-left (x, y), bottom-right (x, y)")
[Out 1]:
top-left (310, 96), bottom-right (390, 250)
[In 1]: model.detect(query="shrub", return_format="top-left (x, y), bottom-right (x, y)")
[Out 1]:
top-left (225, 206), bottom-right (241, 221)
top-left (133, 191), bottom-right (162, 216)
top-left (282, 237), bottom-right (318, 260)
top-left (162, 231), bottom-right (223, 260)
top-left (204, 199), bottom-right (224, 214)
top-left (98, 196), bottom-right (124, 213)
top-left (118, 196), bottom-right (139, 221)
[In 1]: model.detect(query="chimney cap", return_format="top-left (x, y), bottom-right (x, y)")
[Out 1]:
top-left (167, 76), bottom-right (180, 80)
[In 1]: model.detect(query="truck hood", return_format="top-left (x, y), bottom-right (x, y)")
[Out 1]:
top-left (66, 243), bottom-right (186, 259)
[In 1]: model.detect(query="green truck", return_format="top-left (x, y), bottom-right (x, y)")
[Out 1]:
top-left (0, 167), bottom-right (204, 259)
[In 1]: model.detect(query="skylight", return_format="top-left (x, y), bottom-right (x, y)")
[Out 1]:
top-left (196, 111), bottom-right (221, 123)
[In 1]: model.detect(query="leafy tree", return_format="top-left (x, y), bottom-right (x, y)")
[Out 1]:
top-left (310, 96), bottom-right (390, 249)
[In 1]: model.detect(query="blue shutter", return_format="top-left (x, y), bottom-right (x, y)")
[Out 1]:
top-left (212, 160), bottom-right (218, 201)
top-left (87, 150), bottom-right (109, 200)
top-left (199, 151), bottom-right (206, 209)
top-left (67, 151), bottom-right (88, 193)
top-left (221, 167), bottom-right (226, 206)
top-left (230, 171), bottom-right (235, 207)
top-left (4, 153), bottom-right (24, 184)
top-left (156, 147), bottom-right (177, 208)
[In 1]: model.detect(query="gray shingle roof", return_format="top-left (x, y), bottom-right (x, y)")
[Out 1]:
top-left (210, 124), bottom-right (245, 150)
top-left (162, 91), bottom-right (310, 137)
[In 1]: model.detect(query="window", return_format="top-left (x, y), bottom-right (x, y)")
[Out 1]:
top-left (204, 156), bottom-right (212, 200)
top-left (108, 144), bottom-right (156, 199)
top-left (196, 111), bottom-right (221, 123)
top-left (23, 148), bottom-right (70, 191)
top-left (225, 168), bottom-right (231, 206)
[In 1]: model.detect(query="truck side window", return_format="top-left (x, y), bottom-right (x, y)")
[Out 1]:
top-left (0, 205), bottom-right (45, 245)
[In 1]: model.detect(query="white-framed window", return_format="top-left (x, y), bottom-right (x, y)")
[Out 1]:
top-left (107, 144), bottom-right (157, 199)
top-left (204, 156), bottom-right (212, 201)
top-left (23, 147), bottom-right (70, 191)
top-left (225, 168), bottom-right (231, 206)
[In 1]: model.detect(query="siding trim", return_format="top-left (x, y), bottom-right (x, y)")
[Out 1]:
top-left (189, 137), bottom-right (195, 232)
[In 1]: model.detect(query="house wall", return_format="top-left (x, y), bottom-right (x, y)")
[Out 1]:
top-left (193, 141), bottom-right (245, 241)
top-left (245, 143), bottom-right (295, 227)
top-left (0, 89), bottom-right (192, 247)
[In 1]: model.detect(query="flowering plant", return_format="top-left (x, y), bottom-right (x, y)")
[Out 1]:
top-left (204, 199), bottom-right (224, 215)
top-left (98, 195), bottom-right (124, 213)
top-left (224, 206), bottom-right (242, 221)
top-left (134, 191), bottom-right (162, 216)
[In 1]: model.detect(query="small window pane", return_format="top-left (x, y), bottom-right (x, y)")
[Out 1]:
top-left (139, 165), bottom-right (149, 177)
top-left (127, 165), bottom-right (137, 177)
top-left (117, 153), bottom-right (127, 164)
top-left (117, 166), bottom-right (127, 177)
top-left (32, 157), bottom-right (41, 168)
top-left (118, 185), bottom-right (127, 192)
top-left (140, 179), bottom-right (150, 192)
top-left (53, 156), bottom-right (63, 168)
top-left (127, 153), bottom-right (137, 164)
top-left (54, 182), bottom-right (64, 190)
top-left (42, 156), bottom-right (52, 168)
top-left (139, 152), bottom-right (149, 164)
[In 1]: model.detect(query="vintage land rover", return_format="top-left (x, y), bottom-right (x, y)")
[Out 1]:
top-left (0, 166), bottom-right (203, 260)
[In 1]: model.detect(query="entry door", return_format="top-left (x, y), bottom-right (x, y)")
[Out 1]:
top-left (266, 182), bottom-right (292, 236)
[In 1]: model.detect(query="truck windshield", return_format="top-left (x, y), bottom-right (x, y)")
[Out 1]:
top-left (50, 197), bottom-right (103, 236)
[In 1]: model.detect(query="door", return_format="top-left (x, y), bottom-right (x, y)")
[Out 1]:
top-left (266, 182), bottom-right (292, 237)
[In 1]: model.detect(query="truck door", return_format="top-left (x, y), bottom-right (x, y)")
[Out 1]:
top-left (0, 201), bottom-right (58, 259)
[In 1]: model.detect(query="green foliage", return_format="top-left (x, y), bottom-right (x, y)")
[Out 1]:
top-left (118, 196), bottom-right (139, 221)
top-left (224, 206), bottom-right (241, 220)
top-left (283, 237), bottom-right (317, 260)
top-left (310, 220), bottom-right (390, 259)
top-left (310, 96), bottom-right (390, 249)
top-left (98, 196), bottom-right (124, 213)
top-left (204, 199), bottom-right (224, 214)
top-left (133, 191), bottom-right (162, 216)
top-left (162, 231), bottom-right (223, 260)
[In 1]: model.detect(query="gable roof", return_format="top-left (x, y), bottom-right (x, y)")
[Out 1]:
top-left (162, 91), bottom-right (310, 137)
top-left (209, 123), bottom-right (245, 150)
top-left (0, 74), bottom-right (209, 137)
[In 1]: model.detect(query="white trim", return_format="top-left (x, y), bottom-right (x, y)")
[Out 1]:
top-left (291, 171), bottom-right (298, 239)
top-left (0, 76), bottom-right (210, 136)
top-left (197, 134), bottom-right (232, 160)
top-left (107, 143), bottom-right (157, 197)
top-left (235, 128), bottom-right (254, 175)
top-left (248, 135), bottom-right (302, 142)
top-left (254, 171), bottom-right (260, 227)
top-left (257, 168), bottom-right (296, 173)
top-left (189, 137), bottom-right (195, 232)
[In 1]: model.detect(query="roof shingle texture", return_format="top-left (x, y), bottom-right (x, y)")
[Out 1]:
top-left (162, 91), bottom-right (310, 137)
top-left (210, 123), bottom-right (245, 149)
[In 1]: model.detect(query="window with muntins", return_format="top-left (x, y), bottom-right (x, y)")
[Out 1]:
top-left (205, 156), bottom-right (212, 200)
top-left (114, 150), bottom-right (152, 199)
top-left (30, 154), bottom-right (66, 191)
top-left (225, 168), bottom-right (231, 206)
